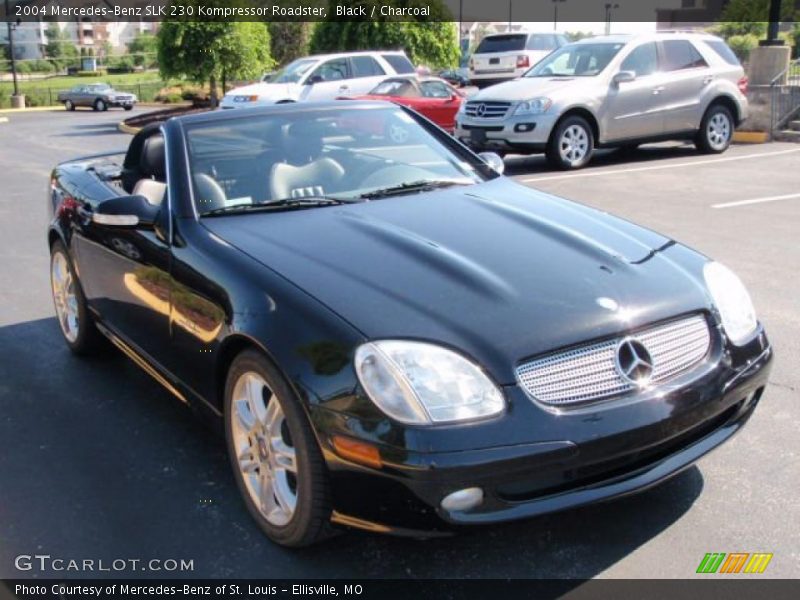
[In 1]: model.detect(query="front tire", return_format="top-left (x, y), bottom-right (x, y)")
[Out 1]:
top-left (695, 104), bottom-right (733, 154)
top-left (50, 241), bottom-right (103, 355)
top-left (546, 115), bottom-right (595, 170)
top-left (93, 98), bottom-right (107, 112)
top-left (123, 105), bottom-right (134, 111)
top-left (225, 350), bottom-right (333, 547)
top-left (64, 100), bottom-right (75, 111)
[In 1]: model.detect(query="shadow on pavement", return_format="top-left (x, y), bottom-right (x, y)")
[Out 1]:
top-left (0, 317), bottom-right (704, 580)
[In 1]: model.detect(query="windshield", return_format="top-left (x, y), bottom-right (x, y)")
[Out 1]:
top-left (184, 106), bottom-right (487, 216)
top-left (271, 59), bottom-right (317, 84)
top-left (525, 42), bottom-right (625, 77)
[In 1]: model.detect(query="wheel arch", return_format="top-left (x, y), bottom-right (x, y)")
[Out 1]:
top-left (706, 94), bottom-right (742, 126)
top-left (551, 106), bottom-right (600, 143)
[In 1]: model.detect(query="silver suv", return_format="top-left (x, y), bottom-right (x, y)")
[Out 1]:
top-left (455, 33), bottom-right (749, 169)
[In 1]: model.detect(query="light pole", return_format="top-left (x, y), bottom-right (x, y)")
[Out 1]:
top-left (508, 0), bottom-right (512, 33)
top-left (604, 3), bottom-right (620, 36)
top-left (4, 0), bottom-right (20, 99)
top-left (552, 0), bottom-right (566, 32)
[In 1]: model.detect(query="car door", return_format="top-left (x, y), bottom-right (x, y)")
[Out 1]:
top-left (302, 58), bottom-right (352, 101)
top-left (348, 55), bottom-right (389, 95)
top-left (657, 39), bottom-right (712, 133)
top-left (73, 86), bottom-right (89, 106)
top-left (603, 42), bottom-right (666, 141)
top-left (419, 80), bottom-right (461, 130)
top-left (74, 134), bottom-right (173, 364)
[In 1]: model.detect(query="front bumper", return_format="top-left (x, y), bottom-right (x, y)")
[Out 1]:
top-left (109, 98), bottom-right (136, 108)
top-left (319, 332), bottom-right (772, 536)
top-left (455, 111), bottom-right (560, 153)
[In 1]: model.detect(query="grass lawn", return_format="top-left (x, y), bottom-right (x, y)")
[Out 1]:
top-left (0, 71), bottom-right (172, 107)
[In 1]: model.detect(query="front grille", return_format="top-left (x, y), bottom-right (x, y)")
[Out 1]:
top-left (464, 101), bottom-right (511, 119)
top-left (516, 314), bottom-right (712, 406)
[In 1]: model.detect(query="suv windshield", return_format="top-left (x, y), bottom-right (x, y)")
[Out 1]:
top-left (476, 34), bottom-right (527, 53)
top-left (184, 106), bottom-right (487, 216)
top-left (526, 42), bottom-right (625, 77)
top-left (272, 59), bottom-right (317, 84)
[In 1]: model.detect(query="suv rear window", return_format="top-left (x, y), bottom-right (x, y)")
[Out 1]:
top-left (526, 35), bottom-right (560, 51)
top-left (381, 54), bottom-right (415, 74)
top-left (703, 40), bottom-right (741, 66)
top-left (476, 34), bottom-right (527, 53)
top-left (661, 40), bottom-right (708, 71)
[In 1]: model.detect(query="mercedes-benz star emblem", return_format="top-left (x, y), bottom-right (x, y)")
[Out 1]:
top-left (476, 103), bottom-right (486, 117)
top-left (615, 338), bottom-right (654, 387)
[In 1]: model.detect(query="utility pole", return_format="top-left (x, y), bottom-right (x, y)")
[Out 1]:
top-left (604, 3), bottom-right (619, 36)
top-left (508, 0), bottom-right (512, 33)
top-left (762, 0), bottom-right (783, 46)
top-left (553, 0), bottom-right (566, 32)
top-left (4, 0), bottom-right (19, 98)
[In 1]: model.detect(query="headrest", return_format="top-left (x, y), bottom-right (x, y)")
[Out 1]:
top-left (140, 135), bottom-right (166, 180)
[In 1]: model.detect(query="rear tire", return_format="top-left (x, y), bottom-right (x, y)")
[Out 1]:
top-left (93, 98), bottom-right (107, 112)
top-left (546, 115), bottom-right (595, 170)
top-left (50, 241), bottom-right (104, 355)
top-left (225, 350), bottom-right (335, 547)
top-left (695, 104), bottom-right (733, 154)
top-left (123, 105), bottom-right (133, 111)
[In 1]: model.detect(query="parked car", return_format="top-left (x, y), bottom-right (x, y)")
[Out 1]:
top-left (220, 51), bottom-right (415, 108)
top-left (438, 67), bottom-right (471, 88)
top-left (57, 83), bottom-right (137, 112)
top-left (346, 76), bottom-right (464, 132)
top-left (469, 32), bottom-right (568, 87)
top-left (48, 102), bottom-right (771, 547)
top-left (456, 32), bottom-right (750, 169)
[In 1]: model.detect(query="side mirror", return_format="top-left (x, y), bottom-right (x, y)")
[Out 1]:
top-left (478, 152), bottom-right (505, 175)
top-left (306, 75), bottom-right (323, 85)
top-left (92, 195), bottom-right (160, 228)
top-left (613, 70), bottom-right (636, 85)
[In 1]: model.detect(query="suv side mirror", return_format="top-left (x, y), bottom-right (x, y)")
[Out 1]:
top-left (478, 152), bottom-right (505, 175)
top-left (613, 71), bottom-right (636, 85)
top-left (92, 195), bottom-right (160, 228)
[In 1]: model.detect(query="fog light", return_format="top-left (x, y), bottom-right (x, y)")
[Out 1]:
top-left (441, 487), bottom-right (483, 512)
top-left (514, 123), bottom-right (536, 133)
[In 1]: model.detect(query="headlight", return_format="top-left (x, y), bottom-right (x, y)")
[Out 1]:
top-left (354, 341), bottom-right (504, 425)
top-left (514, 97), bottom-right (552, 116)
top-left (703, 261), bottom-right (758, 345)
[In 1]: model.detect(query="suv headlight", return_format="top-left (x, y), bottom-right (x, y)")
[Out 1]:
top-left (703, 261), bottom-right (758, 345)
top-left (354, 341), bottom-right (504, 425)
top-left (514, 97), bottom-right (552, 116)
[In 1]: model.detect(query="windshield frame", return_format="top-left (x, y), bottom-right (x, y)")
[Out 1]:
top-left (524, 41), bottom-right (626, 78)
top-left (271, 58), bottom-right (319, 84)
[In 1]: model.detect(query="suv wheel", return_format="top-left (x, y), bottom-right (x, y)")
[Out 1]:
top-left (225, 350), bottom-right (335, 547)
top-left (93, 98), bottom-right (107, 112)
top-left (696, 104), bottom-right (733, 154)
top-left (547, 116), bottom-right (594, 170)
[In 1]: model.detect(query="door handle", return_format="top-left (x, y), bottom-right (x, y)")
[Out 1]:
top-left (702, 76), bottom-right (714, 85)
top-left (652, 86), bottom-right (666, 95)
top-left (338, 85), bottom-right (349, 91)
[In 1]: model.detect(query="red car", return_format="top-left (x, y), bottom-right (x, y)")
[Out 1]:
top-left (348, 77), bottom-right (464, 133)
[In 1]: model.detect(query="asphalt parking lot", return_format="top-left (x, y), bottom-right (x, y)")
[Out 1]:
top-left (0, 108), bottom-right (798, 580)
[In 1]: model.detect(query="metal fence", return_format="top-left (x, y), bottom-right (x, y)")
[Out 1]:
top-left (771, 59), bottom-right (800, 132)
top-left (0, 81), bottom-right (168, 108)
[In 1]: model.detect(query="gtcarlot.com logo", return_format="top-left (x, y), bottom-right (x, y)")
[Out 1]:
top-left (14, 554), bottom-right (194, 573)
top-left (696, 552), bottom-right (773, 574)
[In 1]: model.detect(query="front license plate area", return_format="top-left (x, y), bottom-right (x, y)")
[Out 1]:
top-left (470, 128), bottom-right (487, 145)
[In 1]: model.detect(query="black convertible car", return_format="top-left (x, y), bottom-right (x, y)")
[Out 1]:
top-left (47, 102), bottom-right (772, 546)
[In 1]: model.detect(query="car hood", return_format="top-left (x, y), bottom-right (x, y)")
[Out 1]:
top-left (202, 178), bottom-right (712, 384)
top-left (474, 77), bottom-right (588, 101)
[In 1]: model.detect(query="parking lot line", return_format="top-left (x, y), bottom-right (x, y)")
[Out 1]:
top-left (712, 192), bottom-right (800, 209)
top-left (519, 148), bottom-right (800, 183)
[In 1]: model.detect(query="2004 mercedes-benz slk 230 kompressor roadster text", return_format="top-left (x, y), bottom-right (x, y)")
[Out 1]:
top-left (47, 103), bottom-right (772, 546)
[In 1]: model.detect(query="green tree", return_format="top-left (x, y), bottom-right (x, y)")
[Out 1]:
top-left (44, 23), bottom-right (79, 71)
top-left (128, 32), bottom-right (159, 69)
top-left (158, 19), bottom-right (273, 106)
top-left (310, 1), bottom-right (458, 69)
top-left (713, 0), bottom-right (799, 39)
top-left (268, 22), bottom-right (313, 67)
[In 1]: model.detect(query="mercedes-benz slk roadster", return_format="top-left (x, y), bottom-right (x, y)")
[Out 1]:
top-left (47, 102), bottom-right (771, 546)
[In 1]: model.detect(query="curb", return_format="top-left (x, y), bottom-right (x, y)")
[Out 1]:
top-left (118, 120), bottom-right (141, 135)
top-left (733, 131), bottom-right (769, 144)
top-left (0, 105), bottom-right (62, 114)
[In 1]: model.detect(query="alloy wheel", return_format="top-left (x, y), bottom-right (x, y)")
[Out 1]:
top-left (559, 124), bottom-right (589, 166)
top-left (51, 251), bottom-right (79, 343)
top-left (230, 371), bottom-right (298, 527)
top-left (707, 112), bottom-right (731, 151)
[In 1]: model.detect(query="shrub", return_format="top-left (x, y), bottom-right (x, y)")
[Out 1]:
top-left (726, 34), bottom-right (759, 64)
top-left (76, 69), bottom-right (108, 76)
